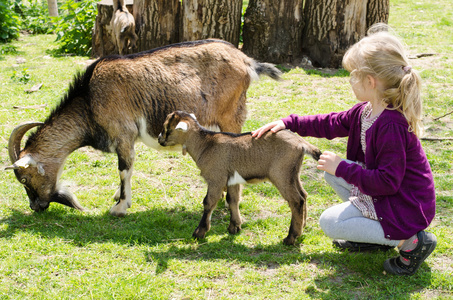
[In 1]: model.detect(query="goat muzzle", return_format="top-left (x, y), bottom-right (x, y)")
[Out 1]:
top-left (157, 133), bottom-right (166, 146)
top-left (25, 188), bottom-right (49, 212)
top-left (30, 200), bottom-right (50, 212)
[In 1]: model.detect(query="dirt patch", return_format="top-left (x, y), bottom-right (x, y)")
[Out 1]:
top-left (431, 254), bottom-right (453, 274)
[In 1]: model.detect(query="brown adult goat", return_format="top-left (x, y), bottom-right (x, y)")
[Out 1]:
top-left (158, 111), bottom-right (321, 245)
top-left (6, 40), bottom-right (281, 216)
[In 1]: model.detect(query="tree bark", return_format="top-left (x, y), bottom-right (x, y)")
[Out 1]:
top-left (302, 0), bottom-right (389, 68)
top-left (242, 0), bottom-right (304, 64)
top-left (303, 0), bottom-right (370, 68)
top-left (181, 0), bottom-right (242, 47)
top-left (47, 0), bottom-right (58, 17)
top-left (366, 0), bottom-right (389, 29)
top-left (133, 0), bottom-right (181, 52)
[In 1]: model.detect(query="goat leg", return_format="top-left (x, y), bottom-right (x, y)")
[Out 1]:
top-left (193, 185), bottom-right (223, 239)
top-left (283, 201), bottom-right (305, 245)
top-left (110, 145), bottom-right (135, 217)
top-left (277, 179), bottom-right (308, 245)
top-left (226, 184), bottom-right (242, 234)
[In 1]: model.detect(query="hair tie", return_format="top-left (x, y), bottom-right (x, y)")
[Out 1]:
top-left (403, 65), bottom-right (412, 73)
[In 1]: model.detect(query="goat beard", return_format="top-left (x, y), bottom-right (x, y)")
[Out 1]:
top-left (50, 185), bottom-right (85, 211)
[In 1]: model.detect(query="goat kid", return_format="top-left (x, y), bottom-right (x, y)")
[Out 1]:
top-left (6, 40), bottom-right (282, 217)
top-left (158, 111), bottom-right (321, 245)
top-left (111, 0), bottom-right (138, 55)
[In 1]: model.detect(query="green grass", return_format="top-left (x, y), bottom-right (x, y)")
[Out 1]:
top-left (1, 0), bottom-right (452, 299)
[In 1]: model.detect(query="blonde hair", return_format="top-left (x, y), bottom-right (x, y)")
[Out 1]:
top-left (342, 24), bottom-right (423, 137)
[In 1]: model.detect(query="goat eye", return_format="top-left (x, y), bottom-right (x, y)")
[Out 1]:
top-left (20, 178), bottom-right (27, 184)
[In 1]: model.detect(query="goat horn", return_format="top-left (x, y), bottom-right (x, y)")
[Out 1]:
top-left (8, 122), bottom-right (43, 163)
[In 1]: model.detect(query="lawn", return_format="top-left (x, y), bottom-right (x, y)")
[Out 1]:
top-left (0, 0), bottom-right (452, 299)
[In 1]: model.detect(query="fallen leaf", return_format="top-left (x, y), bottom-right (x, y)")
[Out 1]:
top-left (13, 104), bottom-right (47, 110)
top-left (24, 83), bottom-right (43, 93)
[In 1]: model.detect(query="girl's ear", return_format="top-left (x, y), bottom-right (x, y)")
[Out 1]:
top-left (366, 74), bottom-right (377, 89)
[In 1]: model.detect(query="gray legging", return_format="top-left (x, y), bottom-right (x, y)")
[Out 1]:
top-left (320, 170), bottom-right (400, 247)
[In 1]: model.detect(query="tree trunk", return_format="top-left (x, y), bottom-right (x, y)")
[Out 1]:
top-left (302, 0), bottom-right (389, 68)
top-left (242, 0), bottom-right (304, 64)
top-left (366, 0), bottom-right (389, 29)
top-left (182, 0), bottom-right (242, 47)
top-left (133, 0), bottom-right (181, 52)
top-left (47, 0), bottom-right (58, 17)
top-left (91, 0), bottom-right (390, 65)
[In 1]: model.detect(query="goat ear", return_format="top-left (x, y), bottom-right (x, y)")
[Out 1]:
top-left (175, 121), bottom-right (188, 132)
top-left (37, 163), bottom-right (45, 176)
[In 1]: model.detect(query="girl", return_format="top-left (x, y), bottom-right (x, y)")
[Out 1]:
top-left (252, 25), bottom-right (437, 276)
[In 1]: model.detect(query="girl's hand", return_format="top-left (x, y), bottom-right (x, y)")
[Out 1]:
top-left (317, 151), bottom-right (342, 175)
top-left (252, 120), bottom-right (286, 138)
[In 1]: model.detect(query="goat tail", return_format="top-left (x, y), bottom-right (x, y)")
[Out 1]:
top-left (302, 140), bottom-right (322, 161)
top-left (251, 62), bottom-right (282, 81)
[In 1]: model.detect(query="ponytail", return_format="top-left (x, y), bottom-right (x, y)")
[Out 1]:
top-left (383, 67), bottom-right (423, 137)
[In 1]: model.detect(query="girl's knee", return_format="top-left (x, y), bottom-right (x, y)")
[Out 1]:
top-left (323, 171), bottom-right (336, 186)
top-left (319, 202), bottom-right (356, 239)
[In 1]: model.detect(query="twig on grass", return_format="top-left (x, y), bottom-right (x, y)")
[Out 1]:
top-left (13, 104), bottom-right (47, 110)
top-left (408, 53), bottom-right (436, 59)
top-left (54, 223), bottom-right (64, 228)
top-left (433, 110), bottom-right (453, 121)
top-left (21, 223), bottom-right (36, 228)
top-left (421, 137), bottom-right (453, 141)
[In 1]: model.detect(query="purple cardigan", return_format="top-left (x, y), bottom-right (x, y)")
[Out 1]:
top-left (282, 102), bottom-right (436, 240)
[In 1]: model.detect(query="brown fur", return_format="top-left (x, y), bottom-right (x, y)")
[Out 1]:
top-left (158, 111), bottom-right (321, 245)
top-left (110, 0), bottom-right (138, 55)
top-left (7, 40), bottom-right (282, 217)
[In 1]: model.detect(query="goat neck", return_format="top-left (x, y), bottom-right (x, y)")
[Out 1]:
top-left (181, 125), bottom-right (213, 164)
top-left (27, 114), bottom-right (89, 164)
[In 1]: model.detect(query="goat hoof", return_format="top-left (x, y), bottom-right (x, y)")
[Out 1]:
top-left (192, 228), bottom-right (207, 239)
top-left (228, 224), bottom-right (241, 234)
top-left (109, 203), bottom-right (128, 217)
top-left (110, 210), bottom-right (127, 217)
top-left (283, 236), bottom-right (296, 245)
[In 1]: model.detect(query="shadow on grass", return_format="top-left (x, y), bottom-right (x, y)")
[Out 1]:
top-left (0, 205), bottom-right (435, 298)
top-left (1, 205), bottom-right (200, 246)
top-left (146, 236), bottom-right (434, 299)
top-left (277, 63), bottom-right (350, 78)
